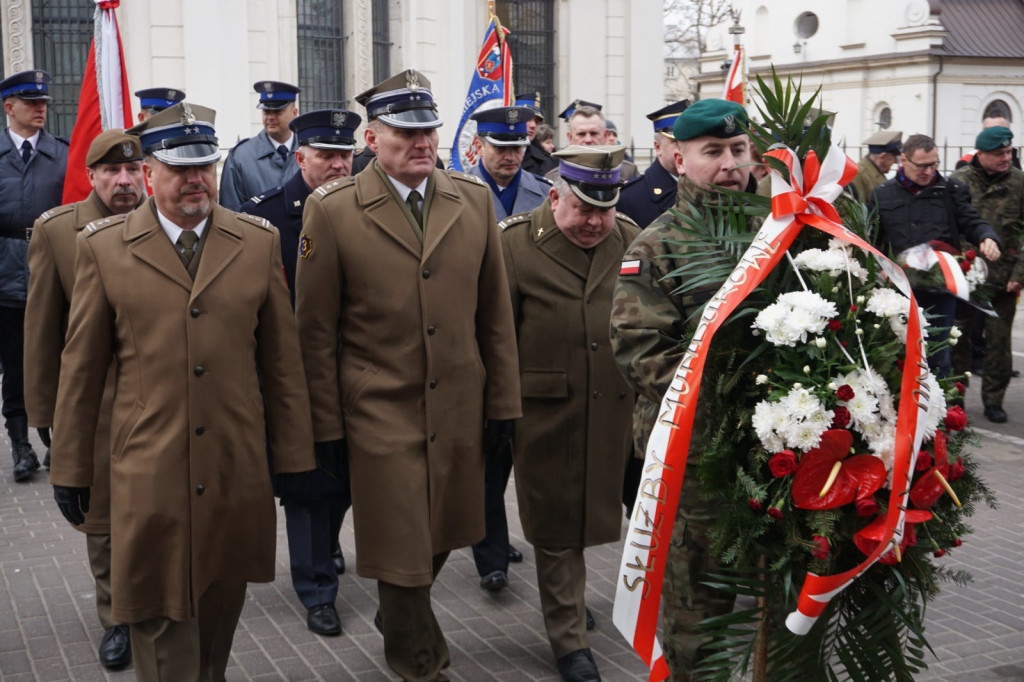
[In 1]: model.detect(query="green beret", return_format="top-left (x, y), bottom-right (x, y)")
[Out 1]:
top-left (673, 98), bottom-right (748, 142)
top-left (86, 129), bottom-right (143, 166)
top-left (976, 126), bottom-right (1013, 152)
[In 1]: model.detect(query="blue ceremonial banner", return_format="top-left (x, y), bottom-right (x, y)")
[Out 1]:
top-left (448, 15), bottom-right (513, 171)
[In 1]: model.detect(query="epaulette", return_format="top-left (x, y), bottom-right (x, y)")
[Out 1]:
top-left (529, 172), bottom-right (553, 186)
top-left (448, 170), bottom-right (486, 186)
top-left (55, 135), bottom-right (71, 146)
top-left (621, 174), bottom-right (643, 188)
top-left (37, 204), bottom-right (75, 223)
top-left (245, 185), bottom-right (284, 207)
top-left (236, 213), bottom-right (274, 231)
top-left (313, 176), bottom-right (355, 197)
top-left (83, 215), bottom-right (125, 236)
top-left (230, 137), bottom-right (251, 152)
top-left (617, 212), bottom-right (640, 227)
top-left (498, 212), bottom-right (532, 231)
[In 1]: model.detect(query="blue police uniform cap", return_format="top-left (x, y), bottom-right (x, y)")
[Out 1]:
top-left (126, 101), bottom-right (220, 166)
top-left (254, 81), bottom-right (301, 110)
top-left (289, 109), bottom-right (362, 150)
top-left (135, 88), bottom-right (186, 111)
top-left (0, 70), bottom-right (53, 102)
top-left (647, 100), bottom-right (690, 138)
top-left (554, 144), bottom-right (626, 208)
top-left (355, 69), bottom-right (442, 129)
top-left (558, 99), bottom-right (602, 121)
top-left (470, 106), bottom-right (533, 147)
top-left (513, 92), bottom-right (544, 121)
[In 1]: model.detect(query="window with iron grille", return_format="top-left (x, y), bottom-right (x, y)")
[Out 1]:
top-left (496, 0), bottom-right (554, 124)
top-left (31, 0), bottom-right (93, 139)
top-left (297, 0), bottom-right (346, 109)
top-left (372, 0), bottom-right (391, 84)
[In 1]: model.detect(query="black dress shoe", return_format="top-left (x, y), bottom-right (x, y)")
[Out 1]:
top-left (556, 648), bottom-right (601, 682)
top-left (1013, 369), bottom-right (1021, 378)
top-left (480, 570), bottom-right (508, 592)
top-left (98, 624), bottom-right (131, 669)
top-left (307, 603), bottom-right (342, 636)
top-left (585, 607), bottom-right (595, 631)
top-left (507, 545), bottom-right (523, 563)
top-left (331, 544), bottom-right (346, 575)
top-left (985, 405), bottom-right (1008, 423)
top-left (42, 448), bottom-right (50, 469)
top-left (373, 609), bottom-right (383, 634)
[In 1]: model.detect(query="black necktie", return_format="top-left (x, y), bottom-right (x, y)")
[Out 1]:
top-left (21, 140), bottom-right (32, 164)
top-left (277, 144), bottom-right (289, 161)
top-left (407, 190), bottom-right (424, 228)
top-left (178, 230), bottom-right (198, 266)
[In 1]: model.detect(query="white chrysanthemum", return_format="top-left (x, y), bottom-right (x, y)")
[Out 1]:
top-left (864, 421), bottom-right (896, 470)
top-left (793, 245), bottom-right (869, 282)
top-left (787, 420), bottom-right (829, 450)
top-left (781, 387), bottom-right (821, 419)
top-left (865, 288), bottom-right (909, 319)
top-left (835, 368), bottom-right (897, 440)
top-left (752, 401), bottom-right (786, 452)
top-left (919, 372), bottom-right (947, 440)
top-left (753, 291), bottom-right (838, 346)
top-left (754, 387), bottom-right (832, 452)
top-left (965, 258), bottom-right (988, 292)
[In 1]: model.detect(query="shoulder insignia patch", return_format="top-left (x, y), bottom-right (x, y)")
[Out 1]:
top-left (449, 170), bottom-right (485, 185)
top-left (298, 234), bottom-right (313, 259)
top-left (619, 259), bottom-right (641, 276)
top-left (314, 176), bottom-right (354, 197)
top-left (498, 212), bottom-right (532, 231)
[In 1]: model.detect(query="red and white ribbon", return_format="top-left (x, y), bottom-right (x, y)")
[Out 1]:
top-left (613, 145), bottom-right (933, 678)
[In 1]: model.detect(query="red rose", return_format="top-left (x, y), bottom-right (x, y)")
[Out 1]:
top-left (832, 406), bottom-right (851, 428)
top-left (944, 406), bottom-right (967, 431)
top-left (748, 499), bottom-right (763, 512)
top-left (948, 458), bottom-right (965, 481)
top-left (964, 249), bottom-right (977, 261)
top-left (835, 385), bottom-right (855, 401)
top-left (827, 319), bottom-right (842, 332)
top-left (812, 535), bottom-right (830, 559)
top-left (952, 538), bottom-right (963, 547)
top-left (934, 549), bottom-right (947, 558)
top-left (849, 304), bottom-right (858, 312)
top-left (767, 507), bottom-right (783, 520)
top-left (769, 450), bottom-right (798, 477)
top-left (959, 259), bottom-right (972, 274)
top-left (855, 497), bottom-right (880, 517)
top-left (954, 382), bottom-right (966, 395)
top-left (915, 450), bottom-right (932, 471)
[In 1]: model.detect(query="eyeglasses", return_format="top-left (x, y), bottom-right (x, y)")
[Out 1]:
top-left (904, 158), bottom-right (939, 171)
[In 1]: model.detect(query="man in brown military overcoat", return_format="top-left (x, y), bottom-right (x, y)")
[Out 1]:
top-left (295, 69), bottom-right (521, 682)
top-left (49, 103), bottom-right (315, 682)
top-left (25, 129), bottom-right (146, 670)
top-left (500, 145), bottom-right (637, 682)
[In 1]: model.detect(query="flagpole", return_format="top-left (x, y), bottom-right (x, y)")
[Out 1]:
top-left (728, 12), bottom-right (745, 107)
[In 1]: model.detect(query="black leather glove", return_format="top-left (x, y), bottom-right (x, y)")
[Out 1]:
top-left (314, 439), bottom-right (349, 482)
top-left (484, 420), bottom-right (514, 465)
top-left (53, 485), bottom-right (90, 526)
top-left (37, 427), bottom-right (51, 448)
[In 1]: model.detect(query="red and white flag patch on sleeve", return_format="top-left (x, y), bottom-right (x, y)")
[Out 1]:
top-left (619, 259), bottom-right (641, 276)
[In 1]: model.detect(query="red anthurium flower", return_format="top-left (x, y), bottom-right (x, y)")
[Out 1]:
top-left (910, 430), bottom-right (950, 508)
top-left (948, 457), bottom-right (965, 482)
top-left (853, 509), bottom-right (933, 564)
top-left (792, 430), bottom-right (887, 510)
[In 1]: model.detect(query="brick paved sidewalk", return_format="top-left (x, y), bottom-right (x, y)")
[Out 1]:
top-left (2, 313), bottom-right (1022, 681)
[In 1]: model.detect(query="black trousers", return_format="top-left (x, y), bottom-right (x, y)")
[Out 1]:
top-left (471, 442), bottom-right (512, 577)
top-left (284, 494), bottom-right (348, 609)
top-left (0, 304), bottom-right (25, 422)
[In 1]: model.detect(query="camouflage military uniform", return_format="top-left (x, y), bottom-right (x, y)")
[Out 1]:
top-left (610, 174), bottom-right (761, 681)
top-left (950, 160), bottom-right (1024, 410)
top-left (850, 155), bottom-right (887, 203)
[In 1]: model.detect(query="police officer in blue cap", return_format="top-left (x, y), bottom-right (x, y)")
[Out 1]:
top-left (0, 69), bottom-right (68, 482)
top-left (134, 87), bottom-right (186, 122)
top-left (219, 80), bottom-right (301, 211)
top-left (616, 99), bottom-right (689, 230)
top-left (241, 110), bottom-right (359, 637)
top-left (468, 105), bottom-right (552, 222)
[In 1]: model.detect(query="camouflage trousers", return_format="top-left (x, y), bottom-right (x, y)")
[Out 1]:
top-left (954, 288), bottom-right (1019, 407)
top-left (662, 461), bottom-right (735, 681)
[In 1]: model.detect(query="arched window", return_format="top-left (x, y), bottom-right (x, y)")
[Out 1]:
top-left (983, 99), bottom-right (1012, 123)
top-left (878, 107), bottom-right (892, 130)
top-left (795, 12), bottom-right (819, 39)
